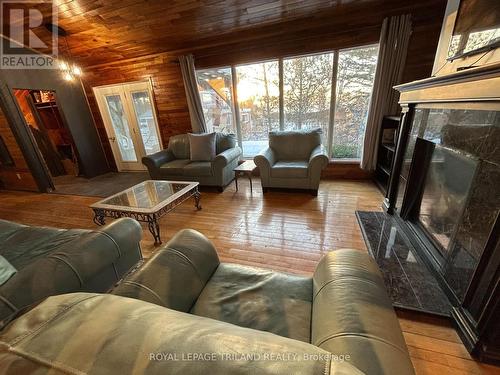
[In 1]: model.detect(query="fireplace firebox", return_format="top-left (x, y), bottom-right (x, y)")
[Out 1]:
top-left (383, 65), bottom-right (500, 363)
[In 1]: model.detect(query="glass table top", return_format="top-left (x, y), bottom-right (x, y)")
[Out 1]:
top-left (91, 180), bottom-right (198, 213)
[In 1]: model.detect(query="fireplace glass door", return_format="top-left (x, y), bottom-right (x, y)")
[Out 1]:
top-left (399, 104), bottom-right (499, 300)
top-left (417, 144), bottom-right (477, 258)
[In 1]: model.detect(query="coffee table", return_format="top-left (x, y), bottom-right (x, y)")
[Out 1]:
top-left (234, 160), bottom-right (257, 193)
top-left (90, 180), bottom-right (201, 245)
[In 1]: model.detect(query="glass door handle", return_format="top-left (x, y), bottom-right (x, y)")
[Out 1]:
top-left (109, 137), bottom-right (116, 142)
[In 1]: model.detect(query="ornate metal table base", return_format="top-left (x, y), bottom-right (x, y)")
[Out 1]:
top-left (92, 186), bottom-right (201, 245)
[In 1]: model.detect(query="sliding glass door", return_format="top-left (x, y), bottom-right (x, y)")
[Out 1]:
top-left (94, 81), bottom-right (161, 171)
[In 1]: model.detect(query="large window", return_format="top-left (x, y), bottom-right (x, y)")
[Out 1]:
top-left (283, 52), bottom-right (333, 144)
top-left (236, 61), bottom-right (280, 157)
top-left (196, 44), bottom-right (378, 159)
top-left (196, 67), bottom-right (235, 134)
top-left (332, 46), bottom-right (378, 159)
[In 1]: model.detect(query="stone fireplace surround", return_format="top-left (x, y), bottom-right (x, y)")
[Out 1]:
top-left (384, 64), bottom-right (500, 363)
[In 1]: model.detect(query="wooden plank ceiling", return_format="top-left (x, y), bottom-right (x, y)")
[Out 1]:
top-left (4, 0), bottom-right (443, 67)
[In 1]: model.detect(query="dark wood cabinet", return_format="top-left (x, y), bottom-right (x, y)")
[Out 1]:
top-left (374, 115), bottom-right (400, 195)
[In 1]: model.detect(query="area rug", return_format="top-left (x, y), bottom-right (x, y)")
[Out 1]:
top-left (50, 172), bottom-right (149, 198)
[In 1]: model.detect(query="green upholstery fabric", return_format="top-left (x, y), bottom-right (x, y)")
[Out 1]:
top-left (142, 133), bottom-right (241, 189)
top-left (0, 218), bottom-right (142, 323)
top-left (215, 132), bottom-right (237, 154)
top-left (0, 257), bottom-right (16, 286)
top-left (112, 229), bottom-right (220, 312)
top-left (0, 228), bottom-right (414, 374)
top-left (254, 129), bottom-right (328, 192)
top-left (188, 132), bottom-right (216, 161)
top-left (271, 161), bottom-right (309, 178)
top-left (168, 134), bottom-right (191, 159)
top-left (0, 293), bottom-right (362, 375)
top-left (159, 159), bottom-right (190, 175)
top-left (312, 249), bottom-right (414, 375)
top-left (183, 161), bottom-right (213, 177)
top-left (269, 129), bottom-right (322, 160)
top-left (191, 263), bottom-right (312, 342)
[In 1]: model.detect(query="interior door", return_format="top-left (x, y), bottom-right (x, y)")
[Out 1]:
top-left (93, 81), bottom-right (161, 171)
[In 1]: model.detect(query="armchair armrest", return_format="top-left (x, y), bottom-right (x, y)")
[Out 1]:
top-left (308, 145), bottom-right (329, 168)
top-left (142, 149), bottom-right (175, 171)
top-left (213, 147), bottom-right (242, 170)
top-left (254, 147), bottom-right (276, 169)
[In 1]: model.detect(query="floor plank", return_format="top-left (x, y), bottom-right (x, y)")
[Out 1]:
top-left (0, 178), bottom-right (498, 375)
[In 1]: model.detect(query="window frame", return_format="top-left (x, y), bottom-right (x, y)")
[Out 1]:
top-left (195, 43), bottom-right (379, 161)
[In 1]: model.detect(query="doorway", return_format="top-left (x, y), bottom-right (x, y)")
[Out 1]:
top-left (93, 81), bottom-right (162, 171)
top-left (13, 89), bottom-right (79, 190)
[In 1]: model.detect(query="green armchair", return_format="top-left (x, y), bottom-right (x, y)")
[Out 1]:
top-left (254, 129), bottom-right (329, 195)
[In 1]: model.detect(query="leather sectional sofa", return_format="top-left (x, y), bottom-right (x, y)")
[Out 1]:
top-left (0, 218), bottom-right (142, 323)
top-left (0, 227), bottom-right (415, 374)
top-left (142, 133), bottom-right (242, 191)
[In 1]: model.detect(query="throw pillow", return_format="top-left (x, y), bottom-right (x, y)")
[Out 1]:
top-left (189, 132), bottom-right (216, 161)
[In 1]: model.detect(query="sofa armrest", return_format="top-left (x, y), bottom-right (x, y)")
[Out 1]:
top-left (112, 229), bottom-right (220, 312)
top-left (0, 218), bottom-right (142, 323)
top-left (213, 147), bottom-right (242, 170)
top-left (142, 149), bottom-right (175, 171)
top-left (311, 249), bottom-right (414, 375)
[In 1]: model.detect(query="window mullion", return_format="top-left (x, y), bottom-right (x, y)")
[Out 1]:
top-left (230, 66), bottom-right (243, 149)
top-left (327, 51), bottom-right (339, 159)
top-left (279, 58), bottom-right (284, 131)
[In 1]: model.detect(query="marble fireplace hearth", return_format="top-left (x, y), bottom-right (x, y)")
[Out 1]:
top-left (356, 210), bottom-right (452, 316)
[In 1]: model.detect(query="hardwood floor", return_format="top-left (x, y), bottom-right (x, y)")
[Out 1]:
top-left (0, 179), bottom-right (498, 375)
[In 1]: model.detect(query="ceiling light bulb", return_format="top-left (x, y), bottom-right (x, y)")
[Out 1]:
top-left (63, 72), bottom-right (73, 81)
top-left (59, 61), bottom-right (69, 71)
top-left (72, 65), bottom-right (82, 75)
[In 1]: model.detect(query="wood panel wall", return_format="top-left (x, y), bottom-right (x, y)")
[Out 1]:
top-left (81, 54), bottom-right (191, 171)
top-left (82, 2), bottom-right (446, 175)
top-left (0, 107), bottom-right (38, 191)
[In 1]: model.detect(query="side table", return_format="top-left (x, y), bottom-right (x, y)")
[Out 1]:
top-left (234, 160), bottom-right (257, 193)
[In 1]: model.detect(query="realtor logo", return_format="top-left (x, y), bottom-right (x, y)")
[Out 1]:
top-left (0, 0), bottom-right (57, 69)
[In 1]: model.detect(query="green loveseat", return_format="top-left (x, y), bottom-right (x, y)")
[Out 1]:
top-left (142, 133), bottom-right (242, 191)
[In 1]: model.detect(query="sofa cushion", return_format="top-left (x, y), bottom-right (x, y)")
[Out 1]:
top-left (216, 133), bottom-right (237, 154)
top-left (271, 161), bottom-right (309, 178)
top-left (190, 263), bottom-right (313, 343)
top-left (159, 159), bottom-right (190, 175)
top-left (0, 221), bottom-right (88, 270)
top-left (184, 161), bottom-right (213, 177)
top-left (269, 129), bottom-right (322, 160)
top-left (0, 293), bottom-right (347, 375)
top-left (168, 134), bottom-right (190, 159)
top-left (189, 133), bottom-right (216, 161)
